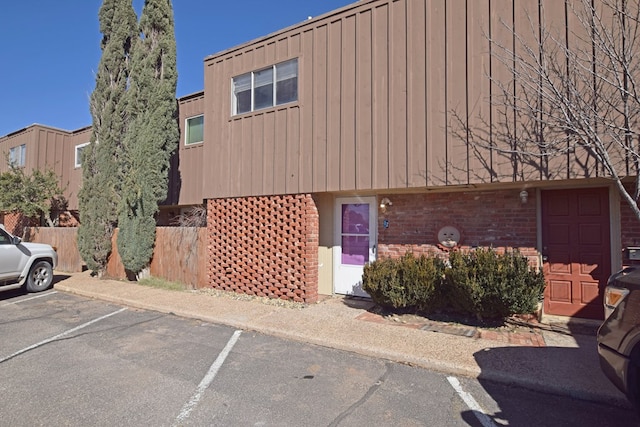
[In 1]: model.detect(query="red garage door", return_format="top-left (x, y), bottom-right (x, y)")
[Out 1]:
top-left (542, 188), bottom-right (610, 320)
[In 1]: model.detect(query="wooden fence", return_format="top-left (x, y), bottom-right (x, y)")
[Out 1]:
top-left (24, 227), bottom-right (208, 289)
top-left (24, 227), bottom-right (84, 273)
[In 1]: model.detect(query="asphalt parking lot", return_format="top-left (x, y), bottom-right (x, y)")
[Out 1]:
top-left (1, 289), bottom-right (638, 426)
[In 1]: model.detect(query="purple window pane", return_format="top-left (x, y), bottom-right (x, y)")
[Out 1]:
top-left (342, 235), bottom-right (370, 266)
top-left (341, 204), bottom-right (369, 235)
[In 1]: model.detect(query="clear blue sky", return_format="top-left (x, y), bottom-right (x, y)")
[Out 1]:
top-left (0, 0), bottom-right (355, 137)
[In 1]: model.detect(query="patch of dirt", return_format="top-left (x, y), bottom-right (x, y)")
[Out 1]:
top-left (368, 305), bottom-right (543, 335)
top-left (193, 287), bottom-right (308, 310)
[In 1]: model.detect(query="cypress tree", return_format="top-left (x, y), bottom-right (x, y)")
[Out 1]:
top-left (78, 0), bottom-right (137, 275)
top-left (117, 0), bottom-right (178, 276)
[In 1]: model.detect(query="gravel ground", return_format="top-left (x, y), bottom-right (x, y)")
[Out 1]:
top-left (192, 287), bottom-right (308, 310)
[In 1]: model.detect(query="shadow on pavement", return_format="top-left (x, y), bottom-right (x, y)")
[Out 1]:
top-left (0, 273), bottom-right (70, 301)
top-left (52, 273), bottom-right (71, 285)
top-left (472, 327), bottom-right (640, 426)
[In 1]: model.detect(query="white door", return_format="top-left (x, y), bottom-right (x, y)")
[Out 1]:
top-left (334, 197), bottom-right (377, 296)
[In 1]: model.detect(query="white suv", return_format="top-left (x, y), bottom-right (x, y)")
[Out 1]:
top-left (0, 224), bottom-right (57, 292)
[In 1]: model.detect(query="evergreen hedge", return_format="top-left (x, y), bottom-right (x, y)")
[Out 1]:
top-left (362, 248), bottom-right (545, 319)
top-left (362, 253), bottom-right (446, 311)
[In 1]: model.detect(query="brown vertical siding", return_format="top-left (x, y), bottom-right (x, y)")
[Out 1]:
top-left (326, 19), bottom-right (342, 191)
top-left (540, 1), bottom-right (567, 181)
top-left (406, 0), bottom-right (426, 188)
top-left (263, 111), bottom-right (276, 195)
top-left (389, 0), bottom-right (408, 187)
top-left (516, 0), bottom-right (542, 182)
top-left (169, 93), bottom-right (205, 206)
top-left (372, 3), bottom-right (390, 188)
top-left (426, 1), bottom-right (446, 186)
top-left (300, 29), bottom-right (315, 191)
top-left (2, 0), bottom-right (629, 211)
top-left (356, 9), bottom-right (374, 190)
top-left (446, 0), bottom-right (468, 185)
top-left (341, 14), bottom-right (357, 191)
top-left (490, 0), bottom-right (514, 182)
top-left (66, 127), bottom-right (92, 210)
top-left (467, 0), bottom-right (492, 183)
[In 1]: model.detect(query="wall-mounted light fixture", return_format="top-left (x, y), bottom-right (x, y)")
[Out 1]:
top-left (379, 197), bottom-right (392, 209)
top-left (519, 190), bottom-right (529, 204)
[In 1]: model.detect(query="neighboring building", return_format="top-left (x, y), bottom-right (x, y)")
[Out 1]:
top-left (0, 124), bottom-right (91, 231)
top-left (0, 93), bottom-right (206, 229)
top-left (3, 0), bottom-right (638, 319)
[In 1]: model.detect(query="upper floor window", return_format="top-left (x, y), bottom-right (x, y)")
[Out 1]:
top-left (75, 142), bottom-right (90, 168)
top-left (185, 115), bottom-right (204, 145)
top-left (9, 144), bottom-right (25, 167)
top-left (232, 58), bottom-right (298, 115)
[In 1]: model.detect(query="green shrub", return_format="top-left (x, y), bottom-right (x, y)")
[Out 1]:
top-left (363, 252), bottom-right (446, 311)
top-left (362, 257), bottom-right (403, 308)
top-left (363, 248), bottom-right (545, 319)
top-left (444, 248), bottom-right (545, 318)
top-left (500, 251), bottom-right (546, 314)
top-left (443, 250), bottom-right (486, 316)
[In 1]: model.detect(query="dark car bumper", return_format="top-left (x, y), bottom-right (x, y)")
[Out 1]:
top-left (598, 342), bottom-right (630, 396)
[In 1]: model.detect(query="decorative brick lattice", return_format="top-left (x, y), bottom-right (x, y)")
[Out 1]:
top-left (207, 194), bottom-right (319, 303)
top-left (1, 212), bottom-right (37, 237)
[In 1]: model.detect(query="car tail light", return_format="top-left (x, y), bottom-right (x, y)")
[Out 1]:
top-left (604, 286), bottom-right (630, 319)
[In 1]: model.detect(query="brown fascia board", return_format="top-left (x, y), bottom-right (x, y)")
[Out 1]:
top-left (71, 125), bottom-right (92, 135)
top-left (179, 91), bottom-right (205, 103)
top-left (204, 0), bottom-right (377, 62)
top-left (2, 123), bottom-right (80, 139)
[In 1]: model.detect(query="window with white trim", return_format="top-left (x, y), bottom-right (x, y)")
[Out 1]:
top-left (75, 142), bottom-right (90, 168)
top-left (185, 115), bottom-right (204, 145)
top-left (232, 58), bottom-right (298, 115)
top-left (9, 144), bottom-right (26, 167)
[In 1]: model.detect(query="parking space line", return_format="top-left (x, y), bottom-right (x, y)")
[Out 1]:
top-left (174, 329), bottom-right (242, 426)
top-left (0, 307), bottom-right (127, 363)
top-left (1, 291), bottom-right (58, 307)
top-left (447, 376), bottom-right (496, 427)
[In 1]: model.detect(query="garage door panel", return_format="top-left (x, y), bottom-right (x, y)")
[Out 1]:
top-left (548, 280), bottom-right (572, 303)
top-left (580, 281), bottom-right (600, 305)
top-left (546, 195), bottom-right (570, 215)
top-left (547, 250), bottom-right (570, 274)
top-left (578, 194), bottom-right (603, 216)
top-left (542, 187), bottom-right (610, 320)
top-left (578, 224), bottom-right (604, 245)
top-left (546, 226), bottom-right (570, 245)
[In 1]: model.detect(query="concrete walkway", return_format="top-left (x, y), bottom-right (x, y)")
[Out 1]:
top-left (53, 271), bottom-right (629, 409)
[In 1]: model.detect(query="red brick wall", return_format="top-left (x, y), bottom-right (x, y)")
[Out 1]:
top-left (206, 194), bottom-right (319, 303)
top-left (377, 190), bottom-right (539, 265)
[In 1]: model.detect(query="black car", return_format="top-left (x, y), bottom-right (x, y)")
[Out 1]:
top-left (598, 266), bottom-right (640, 413)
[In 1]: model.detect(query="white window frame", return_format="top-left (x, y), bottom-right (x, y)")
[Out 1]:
top-left (9, 144), bottom-right (26, 167)
top-left (185, 115), bottom-right (204, 146)
top-left (74, 142), bottom-right (90, 168)
top-left (232, 58), bottom-right (298, 115)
